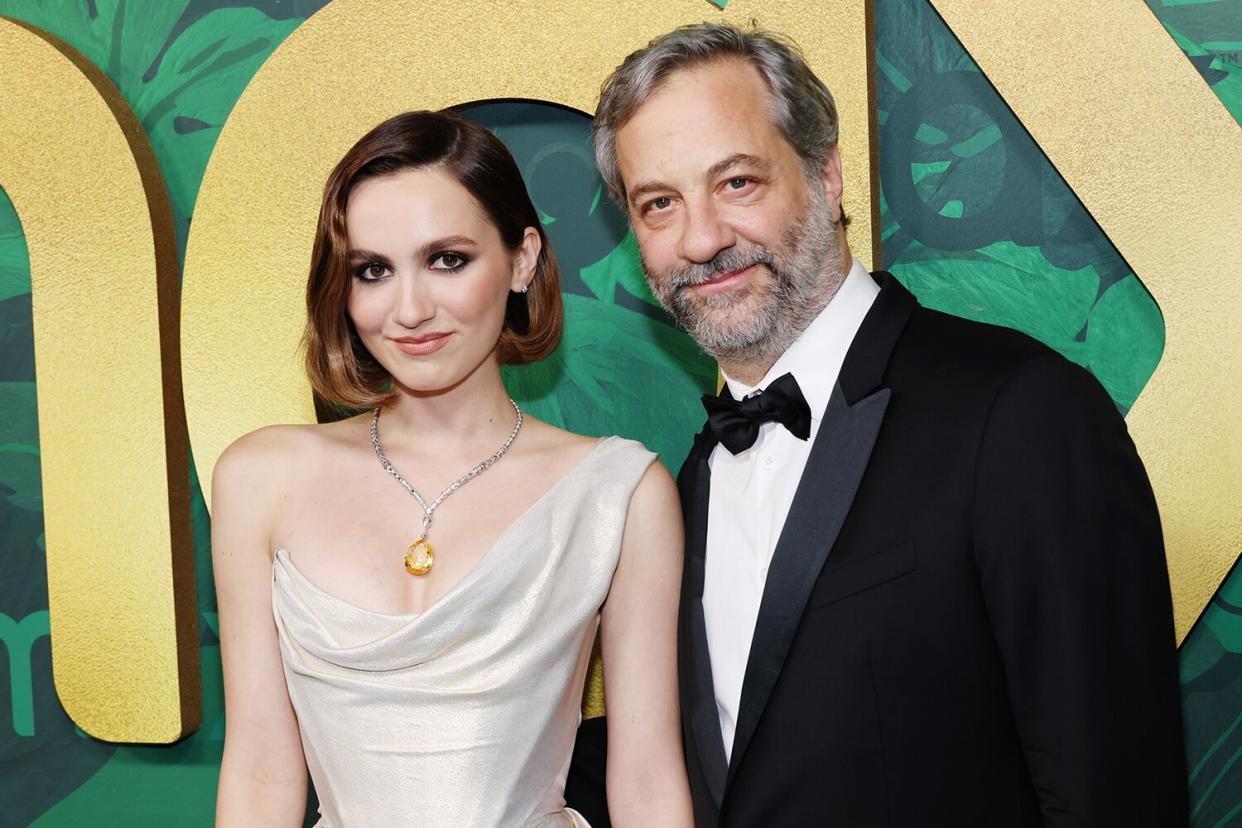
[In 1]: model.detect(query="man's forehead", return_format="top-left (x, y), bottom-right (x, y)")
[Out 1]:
top-left (615, 61), bottom-right (788, 186)
top-left (640, 57), bottom-right (772, 118)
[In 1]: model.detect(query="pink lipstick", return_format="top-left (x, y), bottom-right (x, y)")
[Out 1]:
top-left (393, 332), bottom-right (452, 356)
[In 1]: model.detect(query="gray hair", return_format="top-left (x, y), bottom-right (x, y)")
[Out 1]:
top-left (593, 22), bottom-right (843, 215)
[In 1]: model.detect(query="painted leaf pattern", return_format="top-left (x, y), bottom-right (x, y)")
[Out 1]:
top-left (0, 0), bottom-right (1238, 824)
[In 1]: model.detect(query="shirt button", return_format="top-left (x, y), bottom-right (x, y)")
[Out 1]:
top-left (761, 455), bottom-right (775, 470)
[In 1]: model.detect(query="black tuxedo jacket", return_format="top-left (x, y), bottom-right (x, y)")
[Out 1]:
top-left (676, 273), bottom-right (1187, 826)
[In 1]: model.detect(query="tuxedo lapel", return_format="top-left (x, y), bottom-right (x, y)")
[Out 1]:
top-left (677, 428), bottom-right (729, 805)
top-left (725, 272), bottom-right (916, 787)
top-left (725, 383), bottom-right (890, 784)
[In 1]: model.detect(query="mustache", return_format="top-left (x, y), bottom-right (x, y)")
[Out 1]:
top-left (664, 246), bottom-right (776, 291)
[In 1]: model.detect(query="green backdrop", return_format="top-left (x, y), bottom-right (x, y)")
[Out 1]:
top-left (0, 0), bottom-right (1238, 824)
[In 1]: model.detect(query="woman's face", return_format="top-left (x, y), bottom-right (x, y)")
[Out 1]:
top-left (344, 165), bottom-right (538, 395)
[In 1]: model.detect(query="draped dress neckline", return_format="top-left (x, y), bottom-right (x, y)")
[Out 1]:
top-left (270, 434), bottom-right (656, 827)
top-left (272, 435), bottom-right (613, 620)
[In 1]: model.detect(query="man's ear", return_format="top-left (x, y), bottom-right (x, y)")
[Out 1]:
top-left (817, 145), bottom-right (845, 223)
top-left (511, 227), bottom-right (542, 292)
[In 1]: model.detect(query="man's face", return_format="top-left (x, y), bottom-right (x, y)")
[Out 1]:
top-left (614, 58), bottom-right (846, 366)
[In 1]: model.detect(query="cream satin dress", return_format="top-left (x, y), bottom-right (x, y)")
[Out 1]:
top-left (271, 437), bottom-right (655, 827)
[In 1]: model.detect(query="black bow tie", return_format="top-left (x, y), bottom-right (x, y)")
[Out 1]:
top-left (701, 372), bottom-right (812, 455)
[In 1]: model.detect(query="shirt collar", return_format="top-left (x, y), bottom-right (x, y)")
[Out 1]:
top-left (722, 256), bottom-right (879, 420)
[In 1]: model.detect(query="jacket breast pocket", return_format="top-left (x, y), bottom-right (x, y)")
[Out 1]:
top-left (806, 541), bottom-right (917, 609)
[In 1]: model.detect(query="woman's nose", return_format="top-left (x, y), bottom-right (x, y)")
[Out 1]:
top-left (393, 272), bottom-right (434, 328)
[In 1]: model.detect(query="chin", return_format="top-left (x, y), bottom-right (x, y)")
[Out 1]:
top-left (388, 354), bottom-right (497, 397)
top-left (388, 372), bottom-right (461, 396)
top-left (381, 358), bottom-right (458, 392)
top-left (701, 295), bottom-right (774, 330)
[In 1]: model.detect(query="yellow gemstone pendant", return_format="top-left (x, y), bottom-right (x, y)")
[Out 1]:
top-left (404, 539), bottom-right (434, 576)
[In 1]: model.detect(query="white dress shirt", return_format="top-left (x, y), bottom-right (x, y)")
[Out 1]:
top-left (703, 257), bottom-right (880, 761)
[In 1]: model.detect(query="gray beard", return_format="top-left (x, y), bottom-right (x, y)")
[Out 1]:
top-left (643, 185), bottom-right (847, 367)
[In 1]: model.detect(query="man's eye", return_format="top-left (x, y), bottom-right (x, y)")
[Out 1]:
top-left (648, 196), bottom-right (672, 212)
top-left (727, 177), bottom-right (750, 190)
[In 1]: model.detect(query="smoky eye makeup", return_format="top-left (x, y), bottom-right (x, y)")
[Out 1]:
top-left (429, 251), bottom-right (470, 272)
top-left (347, 246), bottom-right (393, 282)
top-left (351, 261), bottom-right (391, 282)
top-left (345, 235), bottom-right (477, 281)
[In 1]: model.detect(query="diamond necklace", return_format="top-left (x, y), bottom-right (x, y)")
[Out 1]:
top-left (370, 399), bottom-right (523, 575)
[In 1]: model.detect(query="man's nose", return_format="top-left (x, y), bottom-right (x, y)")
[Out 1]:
top-left (677, 200), bottom-right (736, 264)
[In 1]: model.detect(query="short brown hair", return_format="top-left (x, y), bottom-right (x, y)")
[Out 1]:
top-left (304, 110), bottom-right (562, 409)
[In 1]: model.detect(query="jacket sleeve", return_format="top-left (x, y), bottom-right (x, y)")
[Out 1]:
top-left (971, 355), bottom-right (1187, 826)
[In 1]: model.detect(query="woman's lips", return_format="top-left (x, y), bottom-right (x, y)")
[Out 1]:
top-left (392, 332), bottom-right (452, 356)
top-left (691, 263), bottom-right (757, 295)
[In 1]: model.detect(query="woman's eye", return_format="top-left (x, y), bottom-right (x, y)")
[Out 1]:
top-left (430, 252), bottom-right (469, 271)
top-left (355, 263), bottom-right (389, 281)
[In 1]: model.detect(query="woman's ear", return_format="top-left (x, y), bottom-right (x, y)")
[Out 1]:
top-left (511, 227), bottom-right (542, 292)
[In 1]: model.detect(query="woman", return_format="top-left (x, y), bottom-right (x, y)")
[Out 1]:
top-left (212, 110), bottom-right (692, 826)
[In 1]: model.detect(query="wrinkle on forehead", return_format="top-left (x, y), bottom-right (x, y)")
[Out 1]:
top-left (615, 60), bottom-right (800, 202)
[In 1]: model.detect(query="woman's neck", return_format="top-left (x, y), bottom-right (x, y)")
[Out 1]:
top-left (376, 362), bottom-right (519, 460)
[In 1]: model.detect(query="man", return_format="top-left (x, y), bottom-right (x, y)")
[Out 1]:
top-left (589, 22), bottom-right (1187, 826)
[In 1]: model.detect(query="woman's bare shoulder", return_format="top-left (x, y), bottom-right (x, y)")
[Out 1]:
top-left (629, 457), bottom-right (678, 515)
top-left (515, 416), bottom-right (669, 481)
top-left (212, 416), bottom-right (370, 496)
top-left (515, 416), bottom-right (606, 466)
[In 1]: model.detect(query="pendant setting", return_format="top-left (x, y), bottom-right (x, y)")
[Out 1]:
top-left (371, 401), bottom-right (522, 578)
top-left (404, 539), bottom-right (434, 576)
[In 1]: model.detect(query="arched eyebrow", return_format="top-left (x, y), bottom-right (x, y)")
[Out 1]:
top-left (347, 236), bottom-right (478, 263)
top-left (413, 236), bottom-right (477, 259)
top-left (626, 153), bottom-right (769, 209)
top-left (346, 247), bottom-right (390, 263)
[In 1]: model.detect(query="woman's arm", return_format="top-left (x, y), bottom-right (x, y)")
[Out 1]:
top-left (212, 429), bottom-right (309, 827)
top-left (601, 461), bottom-right (694, 827)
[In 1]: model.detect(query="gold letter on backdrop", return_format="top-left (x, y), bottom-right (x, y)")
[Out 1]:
top-left (21, 0), bottom-right (1227, 738)
top-left (0, 18), bottom-right (199, 741)
top-left (181, 0), bottom-right (877, 718)
top-left (929, 0), bottom-right (1242, 640)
